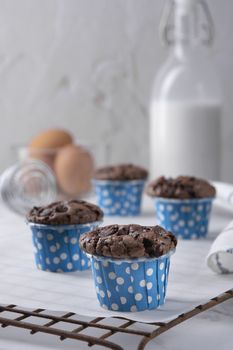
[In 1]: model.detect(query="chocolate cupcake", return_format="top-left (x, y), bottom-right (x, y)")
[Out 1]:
top-left (93, 164), bottom-right (148, 216)
top-left (146, 176), bottom-right (216, 239)
top-left (27, 200), bottom-right (103, 272)
top-left (80, 224), bottom-right (177, 312)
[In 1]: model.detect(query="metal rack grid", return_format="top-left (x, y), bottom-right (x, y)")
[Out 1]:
top-left (0, 289), bottom-right (232, 350)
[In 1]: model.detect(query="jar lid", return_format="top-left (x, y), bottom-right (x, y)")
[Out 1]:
top-left (0, 159), bottom-right (57, 216)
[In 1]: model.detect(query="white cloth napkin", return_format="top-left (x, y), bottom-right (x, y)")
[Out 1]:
top-left (206, 182), bottom-right (233, 274)
top-left (215, 181), bottom-right (233, 204)
top-left (206, 222), bottom-right (233, 273)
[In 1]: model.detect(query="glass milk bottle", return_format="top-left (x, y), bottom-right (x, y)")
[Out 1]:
top-left (150, 0), bottom-right (222, 180)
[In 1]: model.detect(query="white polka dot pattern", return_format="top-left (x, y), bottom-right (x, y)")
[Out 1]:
top-left (130, 305), bottom-right (137, 312)
top-left (148, 296), bottom-right (152, 303)
top-left (131, 263), bottom-right (139, 270)
top-left (108, 272), bottom-right (116, 280)
top-left (60, 253), bottom-right (67, 260)
top-left (70, 238), bottom-right (77, 245)
top-left (90, 255), bottom-right (171, 312)
top-left (94, 180), bottom-right (145, 216)
top-left (94, 262), bottom-right (99, 270)
top-left (30, 222), bottom-right (101, 272)
top-left (125, 267), bottom-right (130, 274)
top-left (50, 245), bottom-right (56, 253)
top-left (53, 257), bottom-right (60, 264)
top-left (120, 297), bottom-right (127, 304)
top-left (128, 286), bottom-right (133, 293)
top-left (47, 234), bottom-right (54, 241)
top-left (116, 277), bottom-right (124, 285)
top-left (146, 268), bottom-right (153, 276)
top-left (159, 262), bottom-right (164, 270)
top-left (154, 198), bottom-right (213, 239)
top-left (96, 276), bottom-right (102, 284)
top-left (99, 290), bottom-right (105, 298)
top-left (135, 293), bottom-right (143, 301)
top-left (67, 262), bottom-right (73, 270)
top-left (139, 279), bottom-right (146, 287)
top-left (111, 303), bottom-right (119, 311)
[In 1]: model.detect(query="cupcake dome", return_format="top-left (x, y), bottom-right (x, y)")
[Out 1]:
top-left (80, 224), bottom-right (176, 259)
top-left (94, 164), bottom-right (148, 181)
top-left (146, 175), bottom-right (216, 199)
top-left (27, 199), bottom-right (103, 225)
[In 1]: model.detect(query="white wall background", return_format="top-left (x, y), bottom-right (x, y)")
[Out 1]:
top-left (0, 0), bottom-right (232, 181)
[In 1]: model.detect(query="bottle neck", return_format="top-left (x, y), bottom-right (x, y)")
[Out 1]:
top-left (160, 0), bottom-right (214, 60)
top-left (173, 1), bottom-right (199, 58)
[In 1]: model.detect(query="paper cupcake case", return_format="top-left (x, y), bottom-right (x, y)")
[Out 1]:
top-left (88, 251), bottom-right (174, 312)
top-left (29, 221), bottom-right (101, 272)
top-left (93, 179), bottom-right (145, 216)
top-left (155, 198), bottom-right (214, 239)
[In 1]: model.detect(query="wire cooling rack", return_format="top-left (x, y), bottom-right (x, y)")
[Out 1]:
top-left (0, 289), bottom-right (232, 350)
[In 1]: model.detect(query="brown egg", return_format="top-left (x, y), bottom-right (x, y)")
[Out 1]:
top-left (28, 129), bottom-right (73, 169)
top-left (54, 144), bottom-right (95, 196)
top-left (29, 128), bottom-right (73, 149)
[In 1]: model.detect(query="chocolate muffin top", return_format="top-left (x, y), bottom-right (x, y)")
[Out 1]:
top-left (94, 164), bottom-right (148, 181)
top-left (80, 224), bottom-right (177, 259)
top-left (146, 176), bottom-right (216, 199)
top-left (27, 199), bottom-right (104, 225)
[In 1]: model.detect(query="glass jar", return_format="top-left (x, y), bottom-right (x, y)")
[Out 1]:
top-left (0, 159), bottom-right (57, 215)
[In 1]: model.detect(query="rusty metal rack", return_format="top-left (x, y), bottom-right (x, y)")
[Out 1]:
top-left (0, 289), bottom-right (232, 350)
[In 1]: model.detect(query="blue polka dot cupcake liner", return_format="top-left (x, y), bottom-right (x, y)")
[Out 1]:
top-left (28, 221), bottom-right (102, 272)
top-left (88, 250), bottom-right (175, 312)
top-left (154, 198), bottom-right (214, 239)
top-left (93, 179), bottom-right (145, 216)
